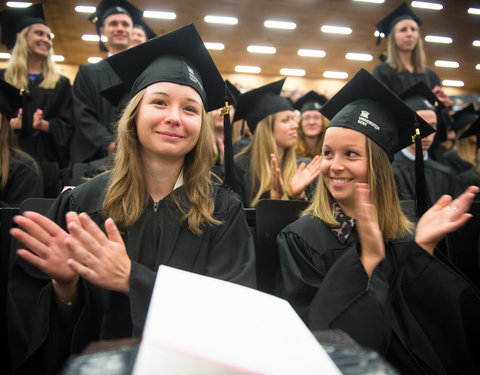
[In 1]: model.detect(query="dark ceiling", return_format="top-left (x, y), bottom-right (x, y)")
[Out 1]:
top-left (1, 0), bottom-right (480, 93)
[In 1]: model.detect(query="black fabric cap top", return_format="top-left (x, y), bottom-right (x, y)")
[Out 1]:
top-left (321, 68), bottom-right (434, 162)
top-left (376, 2), bottom-right (421, 37)
top-left (104, 24), bottom-right (225, 112)
top-left (232, 78), bottom-right (294, 133)
top-left (226, 80), bottom-right (241, 107)
top-left (88, 0), bottom-right (139, 26)
top-left (0, 79), bottom-right (30, 119)
top-left (452, 104), bottom-right (479, 133)
top-left (399, 81), bottom-right (444, 112)
top-left (458, 115), bottom-right (480, 143)
top-left (293, 90), bottom-right (328, 113)
top-left (0, 3), bottom-right (46, 50)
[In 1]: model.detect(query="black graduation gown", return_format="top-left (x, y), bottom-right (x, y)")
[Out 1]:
top-left (7, 172), bottom-right (256, 375)
top-left (392, 151), bottom-right (457, 204)
top-left (0, 149), bottom-right (43, 207)
top-left (443, 149), bottom-right (474, 175)
top-left (0, 70), bottom-right (74, 168)
top-left (372, 62), bottom-right (441, 94)
top-left (70, 61), bottom-right (125, 163)
top-left (277, 215), bottom-right (480, 375)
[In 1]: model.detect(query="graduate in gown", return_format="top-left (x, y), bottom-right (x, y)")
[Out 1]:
top-left (392, 81), bottom-right (457, 205)
top-left (276, 69), bottom-right (480, 375)
top-left (233, 79), bottom-right (321, 207)
top-left (0, 80), bottom-right (43, 207)
top-left (0, 4), bottom-right (73, 168)
top-left (7, 24), bottom-right (256, 375)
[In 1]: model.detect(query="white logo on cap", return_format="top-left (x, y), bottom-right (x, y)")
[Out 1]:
top-left (187, 66), bottom-right (203, 90)
top-left (357, 110), bottom-right (380, 130)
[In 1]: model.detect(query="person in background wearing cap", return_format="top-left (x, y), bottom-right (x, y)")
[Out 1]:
top-left (0, 79), bottom-right (43, 207)
top-left (293, 90), bottom-right (328, 159)
top-left (392, 81), bottom-right (457, 206)
top-left (0, 3), bottom-right (73, 169)
top-left (69, 0), bottom-right (136, 164)
top-left (129, 19), bottom-right (155, 47)
top-left (372, 2), bottom-right (453, 108)
top-left (443, 104), bottom-right (479, 174)
top-left (277, 69), bottom-right (480, 375)
top-left (7, 24), bottom-right (256, 375)
top-left (233, 79), bottom-right (321, 208)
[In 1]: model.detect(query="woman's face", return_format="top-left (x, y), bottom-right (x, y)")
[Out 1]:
top-left (393, 19), bottom-right (419, 53)
top-left (135, 81), bottom-right (203, 162)
top-left (273, 110), bottom-right (298, 151)
top-left (321, 127), bottom-right (368, 213)
top-left (26, 24), bottom-right (52, 58)
top-left (301, 110), bottom-right (324, 138)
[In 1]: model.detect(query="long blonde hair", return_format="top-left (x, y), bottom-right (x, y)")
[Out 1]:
top-left (296, 114), bottom-right (328, 158)
top-left (102, 88), bottom-right (221, 235)
top-left (386, 21), bottom-right (426, 74)
top-left (4, 26), bottom-right (60, 91)
top-left (236, 113), bottom-right (298, 207)
top-left (303, 135), bottom-right (412, 241)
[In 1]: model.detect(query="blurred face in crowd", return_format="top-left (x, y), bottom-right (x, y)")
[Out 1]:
top-left (392, 19), bottom-right (419, 53)
top-left (301, 110), bottom-right (324, 138)
top-left (406, 109), bottom-right (437, 154)
top-left (130, 26), bottom-right (147, 47)
top-left (26, 24), bottom-right (52, 58)
top-left (101, 13), bottom-right (132, 53)
top-left (273, 110), bottom-right (298, 151)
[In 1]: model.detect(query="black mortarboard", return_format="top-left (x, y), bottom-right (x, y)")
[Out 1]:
top-left (458, 116), bottom-right (480, 146)
top-left (225, 80), bottom-right (241, 107)
top-left (399, 81), bottom-right (445, 112)
top-left (375, 2), bottom-right (421, 44)
top-left (321, 68), bottom-right (435, 217)
top-left (0, 3), bottom-right (46, 50)
top-left (233, 78), bottom-right (294, 133)
top-left (293, 90), bottom-right (328, 113)
top-left (0, 79), bottom-right (29, 119)
top-left (452, 104), bottom-right (479, 134)
top-left (105, 24), bottom-right (225, 112)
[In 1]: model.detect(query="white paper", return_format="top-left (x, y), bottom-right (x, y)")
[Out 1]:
top-left (133, 265), bottom-right (341, 375)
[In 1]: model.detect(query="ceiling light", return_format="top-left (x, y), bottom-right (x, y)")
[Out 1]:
top-left (6, 2), bottom-right (32, 7)
top-left (88, 57), bottom-right (102, 64)
top-left (324, 71), bottom-right (349, 79)
top-left (352, 0), bottom-right (384, 3)
top-left (75, 5), bottom-right (95, 13)
top-left (374, 30), bottom-right (385, 38)
top-left (442, 80), bottom-right (464, 87)
top-left (468, 8), bottom-right (480, 15)
top-left (425, 35), bottom-right (452, 44)
top-left (434, 60), bottom-right (459, 68)
top-left (264, 20), bottom-right (296, 30)
top-left (345, 52), bottom-right (373, 61)
top-left (476, 64), bottom-right (480, 70)
top-left (235, 65), bottom-right (261, 74)
top-left (52, 55), bottom-right (64, 62)
top-left (298, 49), bottom-right (326, 58)
top-left (0, 52), bottom-right (12, 59)
top-left (411, 1), bottom-right (443, 10)
top-left (143, 10), bottom-right (176, 20)
top-left (247, 45), bottom-right (276, 54)
top-left (204, 15), bottom-right (238, 25)
top-left (204, 42), bottom-right (224, 50)
top-left (82, 34), bottom-right (107, 42)
top-left (321, 25), bottom-right (352, 35)
top-left (280, 68), bottom-right (305, 76)
top-left (473, 40), bottom-right (480, 47)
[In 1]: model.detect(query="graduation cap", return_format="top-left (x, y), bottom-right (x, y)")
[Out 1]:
top-left (0, 79), bottom-right (30, 119)
top-left (0, 3), bottom-right (47, 50)
top-left (398, 81), bottom-right (444, 112)
top-left (375, 2), bottom-right (421, 45)
top-left (293, 90), bottom-right (328, 113)
top-left (225, 80), bottom-right (241, 107)
top-left (232, 78), bottom-right (294, 133)
top-left (451, 104), bottom-right (479, 134)
top-left (321, 68), bottom-right (435, 217)
top-left (458, 115), bottom-right (480, 147)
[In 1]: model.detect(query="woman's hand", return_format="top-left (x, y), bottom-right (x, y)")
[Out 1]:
top-left (415, 186), bottom-right (479, 254)
top-left (354, 183), bottom-right (385, 277)
top-left (33, 109), bottom-right (50, 133)
top-left (432, 85), bottom-right (454, 108)
top-left (270, 154), bottom-right (286, 199)
top-left (290, 155), bottom-right (321, 199)
top-left (65, 212), bottom-right (131, 296)
top-left (9, 108), bottom-right (22, 130)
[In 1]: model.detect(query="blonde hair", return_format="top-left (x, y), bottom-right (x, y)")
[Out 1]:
top-left (4, 26), bottom-right (61, 91)
top-left (102, 89), bottom-right (221, 235)
top-left (386, 21), bottom-right (426, 74)
top-left (236, 113), bottom-right (298, 207)
top-left (303, 134), bottom-right (412, 240)
top-left (296, 114), bottom-right (328, 158)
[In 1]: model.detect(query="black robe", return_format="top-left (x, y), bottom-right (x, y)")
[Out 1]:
top-left (70, 61), bottom-right (125, 163)
top-left (392, 151), bottom-right (458, 204)
top-left (0, 149), bottom-right (43, 207)
top-left (0, 71), bottom-right (74, 168)
top-left (277, 215), bottom-right (480, 375)
top-left (7, 172), bottom-right (256, 375)
top-left (443, 149), bottom-right (474, 175)
top-left (372, 62), bottom-right (441, 94)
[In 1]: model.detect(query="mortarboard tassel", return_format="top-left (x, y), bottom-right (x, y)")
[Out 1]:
top-left (413, 120), bottom-right (430, 218)
top-left (222, 99), bottom-right (237, 192)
